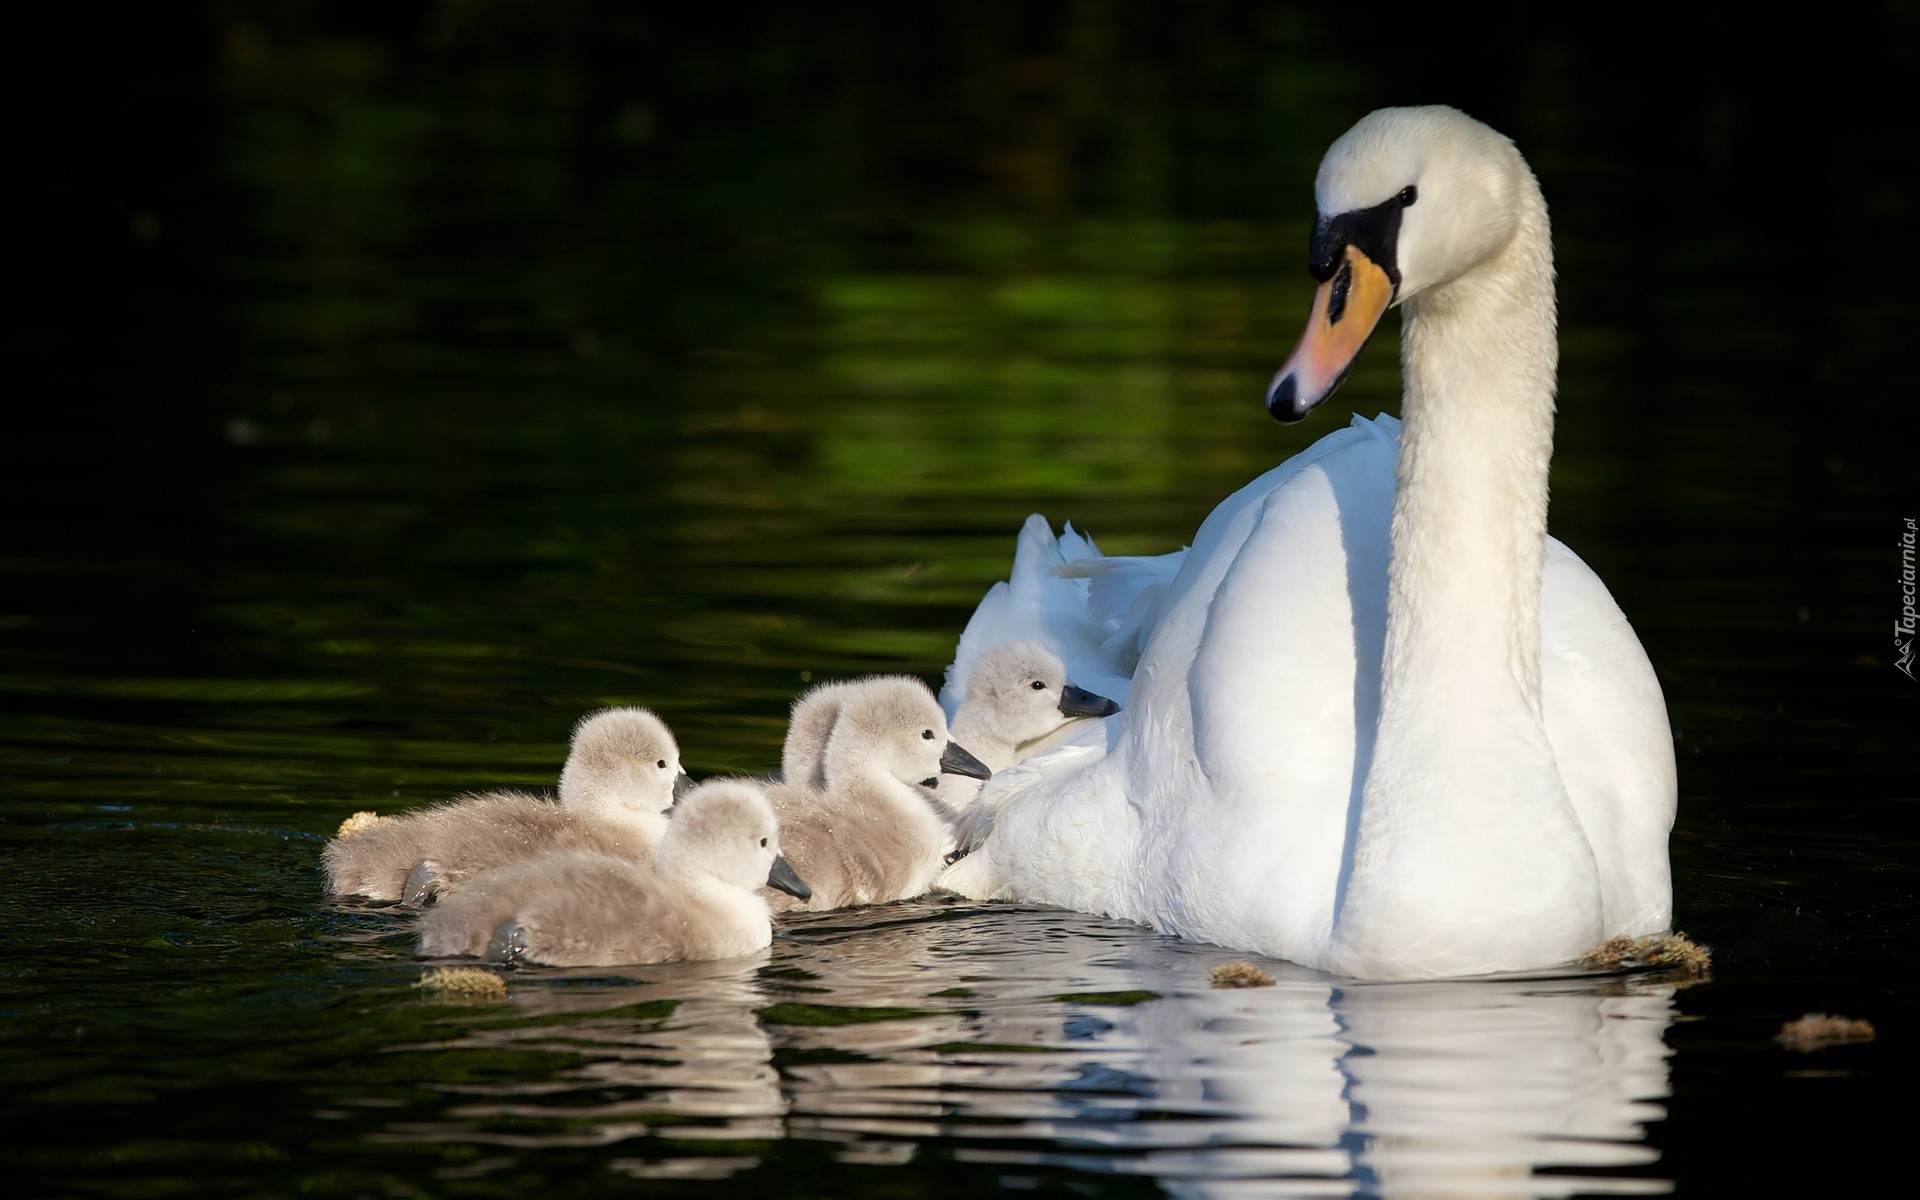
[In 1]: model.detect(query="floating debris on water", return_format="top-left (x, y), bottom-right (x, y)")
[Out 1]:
top-left (1578, 932), bottom-right (1711, 976)
top-left (416, 966), bottom-right (508, 1002)
top-left (334, 811), bottom-right (387, 839)
top-left (1579, 935), bottom-right (1637, 970)
top-left (1210, 961), bottom-right (1275, 989)
top-left (1776, 1013), bottom-right (1876, 1051)
top-left (1644, 933), bottom-right (1712, 975)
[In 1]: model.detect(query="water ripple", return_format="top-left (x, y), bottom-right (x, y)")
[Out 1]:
top-left (361, 902), bottom-right (1677, 1196)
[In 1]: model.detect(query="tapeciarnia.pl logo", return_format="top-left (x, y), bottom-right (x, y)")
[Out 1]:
top-left (1898, 517), bottom-right (1917, 680)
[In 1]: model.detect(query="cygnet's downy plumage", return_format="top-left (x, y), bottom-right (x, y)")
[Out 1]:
top-left (323, 707), bottom-right (693, 904)
top-left (767, 676), bottom-right (991, 913)
top-left (780, 680), bottom-right (858, 791)
top-left (415, 780), bottom-right (811, 967)
top-left (938, 640), bottom-right (1120, 815)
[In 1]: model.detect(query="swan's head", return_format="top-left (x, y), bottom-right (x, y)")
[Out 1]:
top-left (821, 676), bottom-right (993, 793)
top-left (961, 640), bottom-right (1121, 748)
top-left (1267, 106), bottom-right (1532, 422)
top-left (658, 779), bottom-right (809, 899)
top-left (558, 707), bottom-right (694, 815)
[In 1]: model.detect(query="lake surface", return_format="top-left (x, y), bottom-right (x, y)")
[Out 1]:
top-left (4, 4), bottom-right (1915, 1196)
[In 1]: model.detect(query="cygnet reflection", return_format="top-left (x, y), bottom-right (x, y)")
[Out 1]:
top-left (761, 908), bottom-right (985, 1164)
top-left (374, 957), bottom-right (787, 1153)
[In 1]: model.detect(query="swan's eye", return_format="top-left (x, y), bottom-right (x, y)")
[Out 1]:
top-left (1030, 680), bottom-right (1046, 691)
top-left (1399, 185), bottom-right (1418, 207)
top-left (656, 759), bottom-right (667, 769)
top-left (922, 729), bottom-right (934, 740)
top-left (759, 837), bottom-right (767, 847)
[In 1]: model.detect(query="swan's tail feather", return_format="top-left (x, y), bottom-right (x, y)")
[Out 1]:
top-left (1053, 544), bottom-right (1187, 673)
top-left (1057, 521), bottom-right (1102, 562)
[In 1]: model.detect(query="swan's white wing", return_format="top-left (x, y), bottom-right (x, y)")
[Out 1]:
top-left (1134, 419), bottom-right (1398, 963)
top-left (1539, 539), bottom-right (1676, 936)
top-left (958, 416), bottom-right (1402, 967)
top-left (1054, 539), bottom-right (1189, 676)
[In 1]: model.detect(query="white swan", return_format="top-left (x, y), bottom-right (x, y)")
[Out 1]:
top-left (941, 106), bottom-right (1676, 980)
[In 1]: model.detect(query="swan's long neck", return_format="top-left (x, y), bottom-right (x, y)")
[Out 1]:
top-left (1385, 175), bottom-right (1556, 720)
top-left (1331, 164), bottom-right (1599, 979)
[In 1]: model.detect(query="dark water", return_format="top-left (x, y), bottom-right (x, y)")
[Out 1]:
top-left (5, 3), bottom-right (1916, 1195)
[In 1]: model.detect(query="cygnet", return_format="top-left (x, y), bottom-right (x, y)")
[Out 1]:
top-left (780, 679), bottom-right (858, 791)
top-left (323, 707), bottom-right (693, 904)
top-left (937, 639), bottom-right (1120, 814)
top-left (415, 779), bottom-right (811, 967)
top-left (768, 675), bottom-right (991, 912)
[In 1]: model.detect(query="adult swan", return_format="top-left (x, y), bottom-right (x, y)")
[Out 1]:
top-left (941, 107), bottom-right (1677, 980)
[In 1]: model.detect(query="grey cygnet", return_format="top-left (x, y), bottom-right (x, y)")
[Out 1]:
top-left (323, 707), bottom-right (692, 904)
top-left (415, 779), bottom-right (809, 967)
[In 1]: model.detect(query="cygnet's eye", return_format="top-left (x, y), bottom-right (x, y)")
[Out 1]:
top-left (921, 729), bottom-right (934, 740)
top-left (1398, 184), bottom-right (1418, 207)
top-left (759, 837), bottom-right (767, 848)
top-left (1030, 680), bottom-right (1046, 691)
top-left (656, 759), bottom-right (667, 769)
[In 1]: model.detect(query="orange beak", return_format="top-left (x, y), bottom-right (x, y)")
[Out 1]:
top-left (1265, 244), bottom-right (1395, 423)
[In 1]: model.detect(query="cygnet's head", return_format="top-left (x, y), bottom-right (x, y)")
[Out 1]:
top-left (658, 779), bottom-right (810, 899)
top-left (821, 676), bottom-right (992, 792)
top-left (781, 680), bottom-right (857, 789)
top-left (1267, 105), bottom-right (1536, 422)
top-left (558, 707), bottom-right (693, 814)
top-left (960, 641), bottom-right (1121, 749)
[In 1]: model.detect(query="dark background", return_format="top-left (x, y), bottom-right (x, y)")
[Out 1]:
top-left (3, 2), bottom-right (1916, 1196)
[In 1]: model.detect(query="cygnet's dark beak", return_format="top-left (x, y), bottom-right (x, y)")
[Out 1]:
top-left (940, 740), bottom-right (992, 780)
top-left (766, 855), bottom-right (811, 900)
top-left (672, 771), bottom-right (695, 803)
top-left (1058, 683), bottom-right (1121, 719)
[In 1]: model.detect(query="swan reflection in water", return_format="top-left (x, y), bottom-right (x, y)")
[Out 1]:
top-left (375, 901), bottom-right (1675, 1195)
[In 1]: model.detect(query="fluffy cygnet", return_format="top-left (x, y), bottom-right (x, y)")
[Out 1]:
top-left (323, 707), bottom-right (693, 904)
top-left (936, 640), bottom-right (1120, 812)
top-left (780, 679), bottom-right (858, 791)
top-left (415, 780), bottom-right (811, 967)
top-left (768, 675), bottom-right (991, 912)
